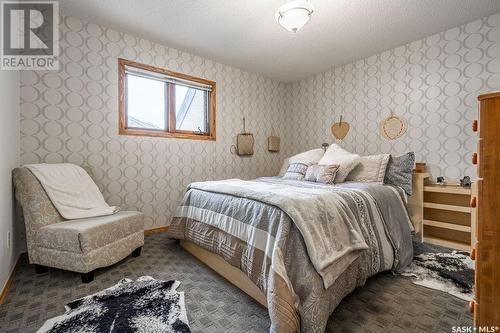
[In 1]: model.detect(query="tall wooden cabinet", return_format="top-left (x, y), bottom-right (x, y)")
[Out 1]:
top-left (471, 92), bottom-right (500, 325)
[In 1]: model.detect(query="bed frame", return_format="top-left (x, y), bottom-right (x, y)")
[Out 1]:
top-left (180, 175), bottom-right (425, 307)
top-left (180, 240), bottom-right (267, 307)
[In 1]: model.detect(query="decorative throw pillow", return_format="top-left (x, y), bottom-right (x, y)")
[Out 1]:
top-left (283, 162), bottom-right (309, 180)
top-left (278, 158), bottom-right (290, 177)
top-left (318, 144), bottom-right (360, 183)
top-left (304, 164), bottom-right (340, 184)
top-left (384, 152), bottom-right (415, 195)
top-left (289, 148), bottom-right (325, 165)
top-left (346, 154), bottom-right (390, 184)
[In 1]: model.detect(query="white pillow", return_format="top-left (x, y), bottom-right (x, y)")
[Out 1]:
top-left (346, 154), bottom-right (390, 183)
top-left (278, 158), bottom-right (289, 177)
top-left (318, 144), bottom-right (360, 183)
top-left (289, 148), bottom-right (325, 165)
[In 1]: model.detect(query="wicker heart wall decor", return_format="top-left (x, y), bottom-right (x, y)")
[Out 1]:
top-left (331, 115), bottom-right (350, 140)
top-left (380, 112), bottom-right (407, 140)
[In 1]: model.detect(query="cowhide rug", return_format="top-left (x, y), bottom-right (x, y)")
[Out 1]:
top-left (37, 276), bottom-right (190, 333)
top-left (401, 250), bottom-right (474, 301)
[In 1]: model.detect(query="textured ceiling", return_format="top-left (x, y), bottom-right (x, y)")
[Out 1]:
top-left (59, 0), bottom-right (500, 82)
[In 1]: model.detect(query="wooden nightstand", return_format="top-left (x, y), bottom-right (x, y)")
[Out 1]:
top-left (421, 181), bottom-right (476, 251)
top-left (408, 172), bottom-right (430, 234)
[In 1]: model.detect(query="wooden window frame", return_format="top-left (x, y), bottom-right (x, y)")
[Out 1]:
top-left (118, 58), bottom-right (216, 141)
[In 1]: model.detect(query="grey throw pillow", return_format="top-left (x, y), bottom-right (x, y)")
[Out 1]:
top-left (304, 164), bottom-right (340, 184)
top-left (283, 162), bottom-right (309, 180)
top-left (384, 152), bottom-right (415, 195)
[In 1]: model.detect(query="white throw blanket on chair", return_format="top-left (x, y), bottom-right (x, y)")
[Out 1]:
top-left (25, 163), bottom-right (118, 220)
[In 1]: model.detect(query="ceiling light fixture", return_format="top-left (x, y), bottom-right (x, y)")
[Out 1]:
top-left (275, 0), bottom-right (314, 33)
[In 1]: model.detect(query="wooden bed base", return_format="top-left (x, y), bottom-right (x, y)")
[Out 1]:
top-left (180, 240), bottom-right (267, 307)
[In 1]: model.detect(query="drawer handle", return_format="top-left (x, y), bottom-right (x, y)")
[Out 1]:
top-left (472, 120), bottom-right (478, 132)
top-left (469, 300), bottom-right (475, 314)
top-left (471, 247), bottom-right (476, 260)
top-left (470, 196), bottom-right (477, 208)
top-left (472, 153), bottom-right (478, 165)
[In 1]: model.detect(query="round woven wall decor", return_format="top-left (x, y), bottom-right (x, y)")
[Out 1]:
top-left (380, 112), bottom-right (407, 140)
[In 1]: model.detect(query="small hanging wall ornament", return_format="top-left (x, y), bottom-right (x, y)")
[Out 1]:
top-left (380, 111), bottom-right (407, 140)
top-left (331, 115), bottom-right (350, 140)
top-left (267, 127), bottom-right (280, 152)
top-left (230, 117), bottom-right (254, 156)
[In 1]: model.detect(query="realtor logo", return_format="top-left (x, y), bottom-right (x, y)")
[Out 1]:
top-left (1, 1), bottom-right (59, 70)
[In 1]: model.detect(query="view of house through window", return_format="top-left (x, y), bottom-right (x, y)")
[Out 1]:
top-left (174, 85), bottom-right (208, 133)
top-left (119, 58), bottom-right (216, 140)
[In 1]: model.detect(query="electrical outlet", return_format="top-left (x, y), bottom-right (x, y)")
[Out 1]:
top-left (6, 231), bottom-right (11, 249)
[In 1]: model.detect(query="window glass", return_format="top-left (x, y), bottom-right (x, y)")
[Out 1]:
top-left (175, 85), bottom-right (208, 133)
top-left (126, 74), bottom-right (166, 130)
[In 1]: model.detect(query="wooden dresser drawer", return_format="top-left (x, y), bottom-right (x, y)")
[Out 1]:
top-left (470, 182), bottom-right (478, 247)
top-left (475, 180), bottom-right (483, 241)
top-left (477, 139), bottom-right (483, 178)
top-left (477, 100), bottom-right (487, 139)
top-left (473, 243), bottom-right (479, 296)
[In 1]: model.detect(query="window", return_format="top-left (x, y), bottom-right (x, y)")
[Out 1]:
top-left (118, 58), bottom-right (216, 140)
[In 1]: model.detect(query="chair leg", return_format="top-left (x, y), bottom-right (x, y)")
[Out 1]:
top-left (132, 246), bottom-right (142, 257)
top-left (35, 265), bottom-right (48, 274)
top-left (81, 271), bottom-right (94, 284)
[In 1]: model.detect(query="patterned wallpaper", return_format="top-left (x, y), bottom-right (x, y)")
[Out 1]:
top-left (283, 12), bottom-right (500, 180)
top-left (20, 12), bottom-right (500, 227)
top-left (20, 15), bottom-right (288, 228)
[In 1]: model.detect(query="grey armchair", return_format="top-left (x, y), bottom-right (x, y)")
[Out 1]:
top-left (13, 167), bottom-right (145, 283)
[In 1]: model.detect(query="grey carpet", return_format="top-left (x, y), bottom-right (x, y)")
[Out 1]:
top-left (0, 233), bottom-right (472, 333)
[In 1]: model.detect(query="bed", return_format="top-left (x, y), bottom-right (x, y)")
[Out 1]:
top-left (167, 177), bottom-right (414, 332)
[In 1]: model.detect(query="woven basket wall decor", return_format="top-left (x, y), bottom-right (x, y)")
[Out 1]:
top-left (236, 133), bottom-right (254, 155)
top-left (267, 127), bottom-right (280, 152)
top-left (268, 136), bottom-right (280, 152)
top-left (231, 117), bottom-right (254, 156)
